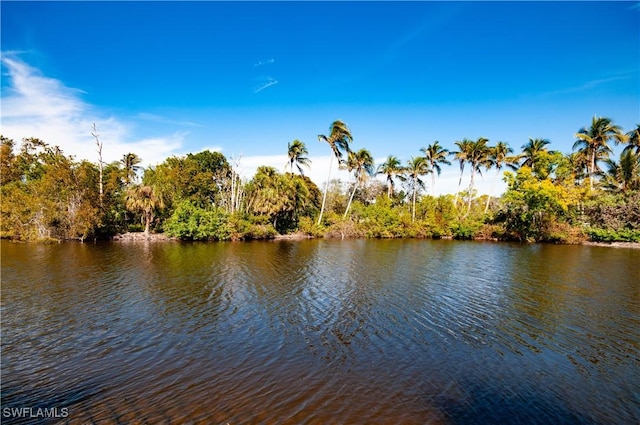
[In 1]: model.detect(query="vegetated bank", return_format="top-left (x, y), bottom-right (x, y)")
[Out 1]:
top-left (1, 117), bottom-right (639, 245)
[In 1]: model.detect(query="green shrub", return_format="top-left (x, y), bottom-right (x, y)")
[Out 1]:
top-left (587, 228), bottom-right (640, 243)
top-left (164, 200), bottom-right (230, 240)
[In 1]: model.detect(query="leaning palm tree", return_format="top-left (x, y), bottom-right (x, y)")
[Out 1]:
top-left (405, 156), bottom-right (430, 222)
top-left (121, 153), bottom-right (142, 186)
top-left (286, 139), bottom-right (311, 176)
top-left (623, 124), bottom-right (640, 155)
top-left (484, 141), bottom-right (515, 213)
top-left (377, 155), bottom-right (403, 199)
top-left (317, 120), bottom-right (353, 224)
top-left (452, 138), bottom-right (474, 206)
top-left (421, 141), bottom-right (451, 196)
top-left (125, 185), bottom-right (165, 235)
top-left (573, 116), bottom-right (627, 191)
top-left (343, 149), bottom-right (375, 218)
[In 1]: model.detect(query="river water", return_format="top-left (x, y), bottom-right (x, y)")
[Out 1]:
top-left (1, 239), bottom-right (639, 424)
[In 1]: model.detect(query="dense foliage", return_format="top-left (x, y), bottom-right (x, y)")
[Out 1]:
top-left (2, 117), bottom-right (639, 243)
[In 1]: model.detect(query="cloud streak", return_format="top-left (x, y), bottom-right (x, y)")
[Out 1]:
top-left (254, 78), bottom-right (279, 93)
top-left (534, 74), bottom-right (634, 99)
top-left (0, 52), bottom-right (184, 166)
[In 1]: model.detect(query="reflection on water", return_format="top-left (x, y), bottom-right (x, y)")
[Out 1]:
top-left (1, 239), bottom-right (639, 424)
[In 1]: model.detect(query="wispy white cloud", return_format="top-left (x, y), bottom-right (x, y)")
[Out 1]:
top-left (254, 77), bottom-right (279, 93)
top-left (254, 58), bottom-right (275, 67)
top-left (0, 52), bottom-right (184, 166)
top-left (534, 74), bottom-right (634, 99)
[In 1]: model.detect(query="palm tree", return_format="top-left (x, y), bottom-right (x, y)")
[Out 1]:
top-left (317, 120), bottom-right (353, 224)
top-left (520, 138), bottom-right (551, 169)
top-left (121, 153), bottom-right (142, 186)
top-left (343, 149), bottom-right (375, 218)
top-left (421, 141), bottom-right (450, 196)
top-left (405, 156), bottom-right (430, 222)
top-left (452, 138), bottom-right (474, 205)
top-left (573, 116), bottom-right (626, 190)
top-left (623, 124), bottom-right (640, 155)
top-left (286, 139), bottom-right (311, 176)
top-left (377, 155), bottom-right (403, 199)
top-left (125, 185), bottom-right (165, 235)
top-left (465, 137), bottom-right (490, 212)
top-left (484, 141), bottom-right (514, 213)
top-left (603, 150), bottom-right (640, 192)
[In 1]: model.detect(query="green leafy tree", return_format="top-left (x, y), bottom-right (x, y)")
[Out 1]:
top-left (144, 150), bottom-right (230, 210)
top-left (421, 141), bottom-right (450, 196)
top-left (317, 120), bottom-right (353, 224)
top-left (573, 116), bottom-right (626, 191)
top-left (500, 167), bottom-right (575, 241)
top-left (0, 136), bottom-right (18, 185)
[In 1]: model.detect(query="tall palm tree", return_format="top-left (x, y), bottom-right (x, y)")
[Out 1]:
top-left (121, 153), bottom-right (142, 186)
top-left (520, 138), bottom-right (551, 169)
top-left (465, 137), bottom-right (490, 212)
top-left (573, 116), bottom-right (626, 190)
top-left (317, 120), bottom-right (353, 224)
top-left (421, 141), bottom-right (451, 196)
top-left (484, 141), bottom-right (514, 213)
top-left (125, 185), bottom-right (165, 235)
top-left (623, 124), bottom-right (640, 155)
top-left (377, 155), bottom-right (403, 199)
top-left (452, 138), bottom-right (474, 205)
top-left (405, 156), bottom-right (430, 222)
top-left (343, 149), bottom-right (375, 218)
top-left (286, 139), bottom-right (311, 176)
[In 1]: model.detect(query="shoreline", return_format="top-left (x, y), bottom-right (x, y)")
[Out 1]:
top-left (108, 232), bottom-right (640, 248)
top-left (579, 241), bottom-right (640, 249)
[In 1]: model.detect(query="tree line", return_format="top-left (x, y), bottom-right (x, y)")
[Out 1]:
top-left (1, 115), bottom-right (639, 243)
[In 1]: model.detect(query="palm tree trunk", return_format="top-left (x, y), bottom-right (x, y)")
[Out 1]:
top-left (589, 150), bottom-right (595, 191)
top-left (484, 169), bottom-right (499, 214)
top-left (412, 179), bottom-right (417, 222)
top-left (344, 182), bottom-right (358, 218)
top-left (454, 170), bottom-right (464, 206)
top-left (144, 211), bottom-right (151, 235)
top-left (317, 155), bottom-right (334, 225)
top-left (432, 173), bottom-right (436, 197)
top-left (467, 168), bottom-right (476, 213)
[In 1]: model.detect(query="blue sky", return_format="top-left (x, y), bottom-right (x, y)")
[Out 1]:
top-left (1, 1), bottom-right (639, 195)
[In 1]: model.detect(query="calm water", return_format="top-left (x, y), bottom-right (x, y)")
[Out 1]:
top-left (1, 239), bottom-right (639, 424)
